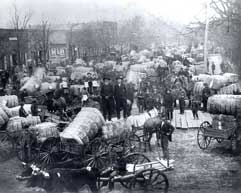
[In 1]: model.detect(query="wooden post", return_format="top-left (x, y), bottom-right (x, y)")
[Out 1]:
top-left (204, 0), bottom-right (210, 72)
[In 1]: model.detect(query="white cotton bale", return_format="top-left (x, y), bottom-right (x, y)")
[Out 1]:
top-left (9, 104), bottom-right (31, 117)
top-left (218, 83), bottom-right (241, 95)
top-left (127, 108), bottom-right (158, 128)
top-left (0, 95), bottom-right (19, 108)
top-left (20, 68), bottom-right (46, 93)
top-left (193, 82), bottom-right (205, 96)
top-left (60, 107), bottom-right (105, 144)
top-left (70, 85), bottom-right (85, 96)
top-left (30, 122), bottom-right (58, 142)
top-left (207, 94), bottom-right (241, 115)
top-left (40, 82), bottom-right (57, 94)
top-left (102, 119), bottom-right (132, 139)
top-left (6, 116), bottom-right (41, 132)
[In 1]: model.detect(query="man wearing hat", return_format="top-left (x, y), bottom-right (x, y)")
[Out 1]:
top-left (202, 83), bottom-right (211, 112)
top-left (31, 100), bottom-right (39, 116)
top-left (164, 89), bottom-right (174, 120)
top-left (19, 102), bottom-right (28, 118)
top-left (100, 77), bottom-right (114, 121)
top-left (87, 72), bottom-right (93, 95)
top-left (160, 118), bottom-right (175, 161)
top-left (114, 76), bottom-right (128, 119)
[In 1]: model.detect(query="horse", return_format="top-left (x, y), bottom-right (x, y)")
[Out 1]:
top-left (143, 112), bottom-right (175, 151)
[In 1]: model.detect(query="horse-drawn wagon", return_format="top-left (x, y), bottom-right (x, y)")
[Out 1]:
top-left (197, 114), bottom-right (241, 153)
top-left (0, 118), bottom-right (59, 163)
top-left (37, 107), bottom-right (142, 170)
top-left (97, 151), bottom-right (173, 193)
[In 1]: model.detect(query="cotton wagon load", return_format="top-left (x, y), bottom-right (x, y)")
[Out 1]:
top-left (56, 66), bottom-right (66, 76)
top-left (126, 70), bottom-right (146, 89)
top-left (209, 75), bottom-right (232, 90)
top-left (127, 108), bottom-right (159, 128)
top-left (70, 66), bottom-right (95, 80)
top-left (40, 82), bottom-right (57, 94)
top-left (70, 85), bottom-right (85, 96)
top-left (218, 83), bottom-right (241, 94)
top-left (6, 116), bottom-right (41, 132)
top-left (9, 104), bottom-right (32, 117)
top-left (29, 122), bottom-right (59, 142)
top-left (20, 76), bottom-right (30, 87)
top-left (102, 119), bottom-right (132, 140)
top-left (20, 67), bottom-right (46, 93)
top-left (0, 105), bottom-right (12, 127)
top-left (193, 82), bottom-right (205, 96)
top-left (222, 73), bottom-right (239, 83)
top-left (44, 76), bottom-right (60, 83)
top-left (60, 107), bottom-right (105, 145)
top-left (0, 95), bottom-right (18, 108)
top-left (130, 64), bottom-right (148, 73)
top-left (207, 94), bottom-right (241, 115)
top-left (192, 74), bottom-right (212, 84)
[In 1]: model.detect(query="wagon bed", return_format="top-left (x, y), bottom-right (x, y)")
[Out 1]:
top-left (197, 120), bottom-right (240, 153)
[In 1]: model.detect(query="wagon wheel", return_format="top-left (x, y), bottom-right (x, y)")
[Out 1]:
top-left (130, 168), bottom-right (169, 192)
top-left (120, 153), bottom-right (151, 189)
top-left (15, 130), bottom-right (39, 163)
top-left (128, 134), bottom-right (142, 152)
top-left (124, 153), bottom-right (150, 164)
top-left (85, 140), bottom-right (109, 170)
top-left (216, 138), bottom-right (224, 143)
top-left (39, 137), bottom-right (68, 167)
top-left (0, 131), bottom-right (14, 162)
top-left (197, 121), bottom-right (211, 150)
top-left (88, 138), bottom-right (107, 154)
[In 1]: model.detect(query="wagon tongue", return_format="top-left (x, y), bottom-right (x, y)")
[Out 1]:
top-left (16, 175), bottom-right (32, 181)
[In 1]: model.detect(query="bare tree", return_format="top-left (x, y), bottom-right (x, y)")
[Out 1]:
top-left (9, 2), bottom-right (33, 67)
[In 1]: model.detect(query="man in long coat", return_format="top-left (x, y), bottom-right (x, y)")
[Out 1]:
top-left (100, 77), bottom-right (114, 121)
top-left (114, 76), bottom-right (127, 119)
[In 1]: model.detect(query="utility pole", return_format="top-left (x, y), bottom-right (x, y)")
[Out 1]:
top-left (204, 0), bottom-right (210, 72)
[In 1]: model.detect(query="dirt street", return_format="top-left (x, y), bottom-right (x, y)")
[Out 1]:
top-left (0, 128), bottom-right (241, 193)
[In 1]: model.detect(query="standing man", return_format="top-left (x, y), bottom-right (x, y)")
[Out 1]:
top-left (31, 100), bottom-right (39, 116)
top-left (19, 103), bottom-right (28, 118)
top-left (179, 87), bottom-right (186, 114)
top-left (86, 72), bottom-right (93, 95)
top-left (126, 81), bottom-right (135, 117)
top-left (100, 77), bottom-right (114, 121)
top-left (164, 89), bottom-right (174, 120)
top-left (137, 89), bottom-right (145, 113)
top-left (114, 76), bottom-right (127, 119)
top-left (202, 83), bottom-right (211, 112)
top-left (160, 118), bottom-right (175, 161)
top-left (211, 62), bottom-right (216, 75)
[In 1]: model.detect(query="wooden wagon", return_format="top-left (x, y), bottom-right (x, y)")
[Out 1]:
top-left (0, 119), bottom-right (64, 163)
top-left (37, 124), bottom-right (140, 170)
top-left (197, 116), bottom-right (240, 153)
top-left (97, 156), bottom-right (173, 193)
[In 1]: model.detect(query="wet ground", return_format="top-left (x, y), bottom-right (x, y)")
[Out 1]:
top-left (0, 127), bottom-right (241, 193)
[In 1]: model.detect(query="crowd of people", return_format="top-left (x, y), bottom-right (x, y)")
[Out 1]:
top-left (0, 49), bottom-right (215, 124)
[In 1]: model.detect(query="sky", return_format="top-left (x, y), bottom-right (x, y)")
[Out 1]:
top-left (0, 0), bottom-right (207, 27)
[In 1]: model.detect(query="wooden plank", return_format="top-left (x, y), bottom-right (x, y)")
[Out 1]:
top-left (172, 109), bottom-right (177, 128)
top-left (184, 110), bottom-right (190, 129)
top-left (180, 113), bottom-right (188, 129)
top-left (187, 110), bottom-right (194, 128)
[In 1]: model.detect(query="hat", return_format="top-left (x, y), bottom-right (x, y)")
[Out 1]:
top-left (103, 77), bottom-right (110, 80)
top-left (116, 76), bottom-right (123, 80)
